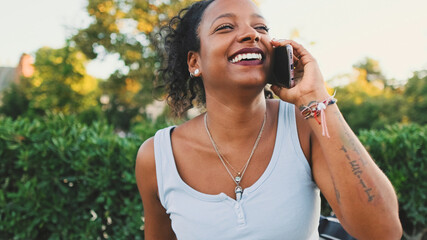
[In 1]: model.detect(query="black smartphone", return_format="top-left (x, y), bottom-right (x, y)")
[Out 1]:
top-left (268, 44), bottom-right (295, 88)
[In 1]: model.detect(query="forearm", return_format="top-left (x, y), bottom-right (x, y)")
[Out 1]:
top-left (269, 38), bottom-right (401, 238)
top-left (305, 101), bottom-right (401, 239)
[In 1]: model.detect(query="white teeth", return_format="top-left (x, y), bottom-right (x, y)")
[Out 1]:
top-left (230, 53), bottom-right (262, 63)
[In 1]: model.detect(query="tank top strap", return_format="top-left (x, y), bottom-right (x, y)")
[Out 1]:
top-left (153, 126), bottom-right (176, 207)
top-left (280, 100), bottom-right (313, 180)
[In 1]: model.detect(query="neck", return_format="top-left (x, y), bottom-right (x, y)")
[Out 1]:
top-left (204, 90), bottom-right (267, 144)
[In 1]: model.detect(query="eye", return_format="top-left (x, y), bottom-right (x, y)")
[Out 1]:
top-left (255, 25), bottom-right (270, 33)
top-left (214, 23), bottom-right (234, 32)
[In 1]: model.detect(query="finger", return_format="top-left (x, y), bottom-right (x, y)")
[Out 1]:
top-left (294, 74), bottom-right (303, 84)
top-left (271, 39), bottom-right (305, 54)
top-left (294, 70), bottom-right (303, 79)
top-left (270, 85), bottom-right (285, 97)
top-left (270, 84), bottom-right (295, 100)
top-left (286, 40), bottom-right (316, 65)
top-left (293, 58), bottom-right (300, 69)
top-left (292, 54), bottom-right (299, 63)
top-left (270, 39), bottom-right (292, 48)
top-left (285, 40), bottom-right (308, 58)
top-left (271, 39), bottom-right (315, 66)
top-left (271, 40), bottom-right (299, 71)
top-left (292, 52), bottom-right (300, 69)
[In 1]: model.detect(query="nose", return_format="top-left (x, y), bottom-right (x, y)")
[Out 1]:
top-left (237, 25), bottom-right (260, 43)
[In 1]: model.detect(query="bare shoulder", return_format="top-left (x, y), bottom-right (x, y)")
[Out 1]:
top-left (136, 137), bottom-right (155, 173)
top-left (135, 137), bottom-right (176, 239)
top-left (170, 114), bottom-right (204, 142)
top-left (135, 137), bottom-right (156, 196)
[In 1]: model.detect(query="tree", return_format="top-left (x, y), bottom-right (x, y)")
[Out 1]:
top-left (29, 44), bottom-right (99, 115)
top-left (336, 61), bottom-right (405, 133)
top-left (0, 45), bottom-right (99, 119)
top-left (404, 70), bottom-right (427, 125)
top-left (0, 81), bottom-right (31, 119)
top-left (353, 57), bottom-right (387, 85)
top-left (72, 0), bottom-right (197, 130)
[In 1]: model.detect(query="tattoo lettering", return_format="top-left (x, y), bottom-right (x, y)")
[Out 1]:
top-left (334, 186), bottom-right (341, 204)
top-left (341, 145), bottom-right (376, 202)
top-left (330, 175), bottom-right (341, 205)
top-left (334, 106), bottom-right (376, 202)
top-left (359, 179), bottom-right (367, 188)
top-left (335, 111), bottom-right (368, 166)
top-left (364, 188), bottom-right (375, 202)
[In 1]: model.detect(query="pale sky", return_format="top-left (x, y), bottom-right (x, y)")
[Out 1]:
top-left (1, 0), bottom-right (426, 82)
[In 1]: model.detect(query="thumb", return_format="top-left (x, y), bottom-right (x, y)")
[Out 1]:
top-left (270, 85), bottom-right (293, 102)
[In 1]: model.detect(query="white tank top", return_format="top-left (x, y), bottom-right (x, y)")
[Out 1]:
top-left (153, 101), bottom-right (321, 240)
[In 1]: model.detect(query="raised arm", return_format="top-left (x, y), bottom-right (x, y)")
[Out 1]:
top-left (271, 39), bottom-right (402, 239)
top-left (135, 138), bottom-right (176, 240)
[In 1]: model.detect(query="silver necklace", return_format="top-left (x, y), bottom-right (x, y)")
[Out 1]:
top-left (204, 112), bottom-right (266, 201)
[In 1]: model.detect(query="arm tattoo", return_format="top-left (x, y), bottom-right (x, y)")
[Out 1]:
top-left (335, 111), bottom-right (375, 202)
top-left (340, 146), bottom-right (375, 202)
top-left (333, 178), bottom-right (341, 205)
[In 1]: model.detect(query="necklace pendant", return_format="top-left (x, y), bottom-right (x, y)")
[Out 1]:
top-left (235, 185), bottom-right (243, 201)
top-left (234, 176), bottom-right (242, 184)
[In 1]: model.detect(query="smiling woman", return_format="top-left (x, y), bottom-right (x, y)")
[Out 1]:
top-left (135, 0), bottom-right (402, 239)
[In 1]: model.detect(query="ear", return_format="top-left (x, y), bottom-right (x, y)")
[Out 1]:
top-left (187, 51), bottom-right (202, 77)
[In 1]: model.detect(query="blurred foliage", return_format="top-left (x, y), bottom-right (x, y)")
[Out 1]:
top-left (0, 114), bottom-right (166, 239)
top-left (72, 0), bottom-right (197, 130)
top-left (404, 70), bottom-right (427, 125)
top-left (130, 114), bottom-right (172, 140)
top-left (353, 57), bottom-right (386, 84)
top-left (0, 82), bottom-right (31, 119)
top-left (31, 45), bottom-right (99, 114)
top-left (359, 124), bottom-right (427, 240)
top-left (335, 68), bottom-right (405, 133)
top-left (0, 44), bottom-right (101, 122)
top-left (333, 58), bottom-right (426, 133)
top-left (1, 115), bottom-right (425, 239)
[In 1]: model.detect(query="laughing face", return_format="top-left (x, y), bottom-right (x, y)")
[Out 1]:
top-left (194, 0), bottom-right (273, 92)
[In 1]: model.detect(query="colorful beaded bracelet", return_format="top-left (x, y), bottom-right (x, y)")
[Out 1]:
top-left (300, 97), bottom-right (337, 121)
top-left (299, 93), bottom-right (337, 138)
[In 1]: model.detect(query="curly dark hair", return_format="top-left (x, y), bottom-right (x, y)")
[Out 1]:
top-left (156, 0), bottom-right (215, 117)
top-left (157, 0), bottom-right (272, 117)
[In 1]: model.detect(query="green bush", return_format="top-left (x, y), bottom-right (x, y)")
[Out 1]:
top-left (1, 114), bottom-right (425, 239)
top-left (359, 124), bottom-right (427, 240)
top-left (0, 114), bottom-right (149, 239)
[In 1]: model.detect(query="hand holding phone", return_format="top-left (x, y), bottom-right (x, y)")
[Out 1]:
top-left (268, 44), bottom-right (295, 88)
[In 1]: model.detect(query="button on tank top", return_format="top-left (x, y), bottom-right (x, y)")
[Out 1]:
top-left (153, 101), bottom-right (321, 239)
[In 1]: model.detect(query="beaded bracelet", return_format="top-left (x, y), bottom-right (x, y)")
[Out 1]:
top-left (299, 94), bottom-right (337, 138)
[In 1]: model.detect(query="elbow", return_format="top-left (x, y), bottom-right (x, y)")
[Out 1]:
top-left (375, 215), bottom-right (403, 240)
top-left (357, 216), bottom-right (403, 240)
top-left (378, 225), bottom-right (403, 240)
top-left (342, 210), bottom-right (403, 240)
top-left (380, 202), bottom-right (403, 239)
top-left (389, 219), bottom-right (403, 240)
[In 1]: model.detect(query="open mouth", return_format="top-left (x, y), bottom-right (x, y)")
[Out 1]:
top-left (228, 48), bottom-right (264, 65)
top-left (229, 53), bottom-right (263, 63)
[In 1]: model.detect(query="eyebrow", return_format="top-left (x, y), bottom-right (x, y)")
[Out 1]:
top-left (210, 13), bottom-right (265, 28)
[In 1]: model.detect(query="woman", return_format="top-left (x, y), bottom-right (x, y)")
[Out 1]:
top-left (135, 0), bottom-right (402, 239)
